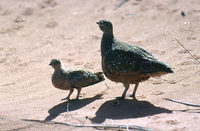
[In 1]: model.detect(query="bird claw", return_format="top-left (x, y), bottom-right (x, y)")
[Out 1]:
top-left (128, 94), bottom-right (138, 101)
top-left (68, 98), bottom-right (79, 102)
top-left (74, 98), bottom-right (79, 101)
top-left (115, 96), bottom-right (125, 100)
top-left (128, 94), bottom-right (134, 97)
top-left (61, 97), bottom-right (70, 101)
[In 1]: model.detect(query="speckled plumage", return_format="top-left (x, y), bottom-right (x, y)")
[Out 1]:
top-left (97, 19), bottom-right (173, 100)
top-left (49, 59), bottom-right (105, 100)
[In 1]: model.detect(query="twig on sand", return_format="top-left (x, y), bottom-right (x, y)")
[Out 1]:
top-left (175, 37), bottom-right (200, 64)
top-left (115, 0), bottom-right (129, 10)
top-left (164, 98), bottom-right (200, 107)
top-left (22, 119), bottom-right (151, 131)
top-left (105, 83), bottom-right (110, 89)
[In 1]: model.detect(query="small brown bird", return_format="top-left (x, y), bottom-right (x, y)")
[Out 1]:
top-left (49, 59), bottom-right (105, 100)
top-left (96, 19), bottom-right (174, 100)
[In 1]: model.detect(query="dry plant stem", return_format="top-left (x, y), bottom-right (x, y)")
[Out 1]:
top-left (175, 37), bottom-right (200, 64)
top-left (155, 38), bottom-right (200, 84)
top-left (164, 98), bottom-right (200, 107)
top-left (115, 0), bottom-right (129, 10)
top-left (23, 119), bottom-right (151, 131)
top-left (105, 83), bottom-right (110, 89)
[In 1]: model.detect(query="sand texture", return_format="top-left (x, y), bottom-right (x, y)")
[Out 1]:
top-left (0, 0), bottom-right (200, 130)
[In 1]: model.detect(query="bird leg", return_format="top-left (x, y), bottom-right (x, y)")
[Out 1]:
top-left (116, 83), bottom-right (130, 100)
top-left (67, 88), bottom-right (74, 100)
top-left (129, 82), bottom-right (139, 100)
top-left (75, 88), bottom-right (82, 100)
top-left (61, 88), bottom-right (74, 101)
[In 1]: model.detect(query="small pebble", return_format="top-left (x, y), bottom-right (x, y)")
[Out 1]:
top-left (128, 13), bottom-right (133, 18)
top-left (181, 11), bottom-right (186, 16)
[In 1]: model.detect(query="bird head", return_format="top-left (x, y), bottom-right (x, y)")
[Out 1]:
top-left (96, 19), bottom-right (113, 34)
top-left (49, 59), bottom-right (61, 69)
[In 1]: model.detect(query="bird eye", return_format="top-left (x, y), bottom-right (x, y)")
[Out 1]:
top-left (99, 22), bottom-right (103, 26)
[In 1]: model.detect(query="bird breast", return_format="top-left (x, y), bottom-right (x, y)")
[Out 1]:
top-left (102, 56), bottom-right (122, 82)
top-left (51, 71), bottom-right (70, 90)
top-left (102, 55), bottom-right (150, 84)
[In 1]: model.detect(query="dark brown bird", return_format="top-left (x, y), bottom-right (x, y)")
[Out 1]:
top-left (96, 19), bottom-right (173, 100)
top-left (49, 59), bottom-right (105, 100)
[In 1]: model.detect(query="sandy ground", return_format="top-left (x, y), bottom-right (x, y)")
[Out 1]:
top-left (0, 0), bottom-right (200, 130)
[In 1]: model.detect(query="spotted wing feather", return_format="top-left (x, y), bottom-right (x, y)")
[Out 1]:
top-left (64, 69), bottom-right (103, 88)
top-left (106, 39), bottom-right (173, 75)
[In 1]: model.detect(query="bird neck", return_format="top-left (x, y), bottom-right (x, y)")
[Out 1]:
top-left (103, 32), bottom-right (114, 38)
top-left (101, 33), bottom-right (114, 56)
top-left (53, 66), bottom-right (63, 71)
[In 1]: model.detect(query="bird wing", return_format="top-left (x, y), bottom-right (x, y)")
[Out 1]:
top-left (113, 38), bottom-right (154, 59)
top-left (63, 69), bottom-right (97, 88)
top-left (105, 39), bottom-right (169, 74)
top-left (104, 49), bottom-right (141, 74)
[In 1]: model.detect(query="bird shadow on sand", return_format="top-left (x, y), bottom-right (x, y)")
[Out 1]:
top-left (90, 99), bottom-right (172, 123)
top-left (44, 94), bottom-right (103, 121)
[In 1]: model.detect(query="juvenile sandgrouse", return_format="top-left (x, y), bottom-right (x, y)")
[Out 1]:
top-left (49, 59), bottom-right (105, 100)
top-left (96, 19), bottom-right (173, 100)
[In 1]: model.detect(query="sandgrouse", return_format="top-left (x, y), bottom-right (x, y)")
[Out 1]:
top-left (96, 19), bottom-right (173, 100)
top-left (49, 59), bottom-right (105, 100)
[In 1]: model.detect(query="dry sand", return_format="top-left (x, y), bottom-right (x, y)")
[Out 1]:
top-left (0, 0), bottom-right (200, 130)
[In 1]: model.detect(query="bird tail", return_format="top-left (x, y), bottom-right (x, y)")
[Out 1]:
top-left (81, 72), bottom-right (105, 88)
top-left (164, 66), bottom-right (174, 73)
top-left (158, 61), bottom-right (174, 73)
top-left (144, 60), bottom-right (174, 77)
top-left (93, 72), bottom-right (105, 82)
top-left (149, 62), bottom-right (174, 77)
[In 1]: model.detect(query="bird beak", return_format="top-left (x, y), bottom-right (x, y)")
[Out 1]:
top-left (96, 22), bottom-right (99, 24)
top-left (49, 63), bottom-right (52, 66)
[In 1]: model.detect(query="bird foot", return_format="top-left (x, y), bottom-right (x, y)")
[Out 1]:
top-left (128, 94), bottom-right (134, 97)
top-left (61, 97), bottom-right (70, 101)
top-left (115, 96), bottom-right (125, 100)
top-left (74, 98), bottom-right (79, 101)
top-left (128, 94), bottom-right (138, 101)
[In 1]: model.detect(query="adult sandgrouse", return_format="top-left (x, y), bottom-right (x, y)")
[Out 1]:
top-left (49, 59), bottom-right (105, 100)
top-left (96, 19), bottom-right (173, 100)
